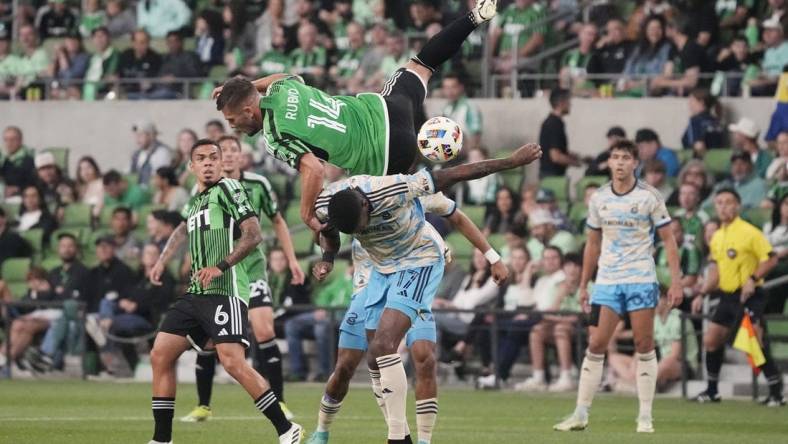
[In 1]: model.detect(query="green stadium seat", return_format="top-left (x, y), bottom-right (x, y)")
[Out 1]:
top-left (98, 204), bottom-right (118, 228)
top-left (135, 204), bottom-right (165, 226)
top-left (459, 204), bottom-right (486, 228)
top-left (40, 254), bottom-right (62, 272)
top-left (285, 205), bottom-right (302, 227)
top-left (1, 258), bottom-right (31, 299)
top-left (742, 207), bottom-right (770, 229)
top-left (20, 228), bottom-right (44, 260)
top-left (487, 233), bottom-right (506, 251)
top-left (703, 148), bottom-right (733, 177)
top-left (61, 203), bottom-right (93, 228)
top-left (500, 169), bottom-right (523, 191)
top-left (42, 147), bottom-right (70, 175)
top-left (540, 176), bottom-right (568, 202)
top-left (1, 203), bottom-right (20, 223)
top-left (446, 231), bottom-right (473, 260)
top-left (568, 204), bottom-right (588, 233)
top-left (575, 175), bottom-right (608, 201)
top-left (291, 229), bottom-right (316, 256)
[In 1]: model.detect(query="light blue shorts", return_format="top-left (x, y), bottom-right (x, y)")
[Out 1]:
top-left (591, 283), bottom-right (659, 315)
top-left (338, 261), bottom-right (442, 350)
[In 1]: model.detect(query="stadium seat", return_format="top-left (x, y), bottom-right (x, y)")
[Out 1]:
top-left (1, 202), bottom-right (20, 224)
top-left (284, 205), bottom-right (302, 227)
top-left (61, 203), bottom-right (93, 228)
top-left (500, 169), bottom-right (523, 191)
top-left (40, 254), bottom-right (62, 272)
top-left (20, 228), bottom-right (44, 261)
top-left (568, 204), bottom-right (587, 233)
top-left (703, 148), bottom-right (733, 177)
top-left (446, 231), bottom-right (474, 260)
top-left (1, 258), bottom-right (31, 299)
top-left (487, 233), bottom-right (506, 251)
top-left (97, 204), bottom-right (118, 228)
top-left (540, 176), bottom-right (568, 202)
top-left (459, 204), bottom-right (486, 227)
top-left (135, 204), bottom-right (164, 227)
top-left (574, 175), bottom-right (608, 200)
top-left (42, 147), bottom-right (70, 175)
top-left (291, 229), bottom-right (316, 256)
top-left (742, 207), bottom-right (770, 229)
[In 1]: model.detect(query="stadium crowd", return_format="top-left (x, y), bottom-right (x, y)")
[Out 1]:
top-left (0, 0), bottom-right (787, 99)
top-left (0, 75), bottom-right (787, 394)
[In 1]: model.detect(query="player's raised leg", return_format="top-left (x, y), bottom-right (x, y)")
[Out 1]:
top-left (214, 342), bottom-right (303, 443)
top-left (149, 332), bottom-right (191, 444)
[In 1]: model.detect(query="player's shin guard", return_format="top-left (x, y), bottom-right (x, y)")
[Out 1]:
top-left (575, 351), bottom-right (605, 418)
top-left (195, 353), bottom-right (216, 407)
top-left (412, 13), bottom-right (478, 73)
top-left (705, 347), bottom-right (725, 395)
top-left (316, 394), bottom-right (342, 433)
top-left (377, 354), bottom-right (410, 440)
top-left (255, 389), bottom-right (291, 435)
top-left (152, 397), bottom-right (175, 443)
top-left (255, 339), bottom-right (285, 402)
top-left (635, 351), bottom-right (658, 419)
top-left (415, 398), bottom-right (438, 444)
top-left (370, 368), bottom-right (389, 422)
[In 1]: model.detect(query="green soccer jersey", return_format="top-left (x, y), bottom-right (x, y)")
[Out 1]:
top-left (335, 47), bottom-right (366, 80)
top-left (259, 76), bottom-right (388, 175)
top-left (655, 243), bottom-right (702, 288)
top-left (238, 171), bottom-right (279, 284)
top-left (182, 178), bottom-right (257, 303)
top-left (259, 51), bottom-right (291, 77)
top-left (494, 3), bottom-right (547, 54)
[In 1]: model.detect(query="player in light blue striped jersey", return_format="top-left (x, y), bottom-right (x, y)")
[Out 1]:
top-left (554, 139), bottom-right (684, 434)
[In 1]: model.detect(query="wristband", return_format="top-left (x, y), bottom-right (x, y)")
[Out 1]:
top-left (750, 274), bottom-right (759, 282)
top-left (216, 260), bottom-right (230, 273)
top-left (322, 251), bottom-right (335, 263)
top-left (484, 249), bottom-right (501, 264)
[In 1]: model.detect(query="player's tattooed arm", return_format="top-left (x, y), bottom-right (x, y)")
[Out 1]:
top-left (223, 216), bottom-right (264, 267)
top-left (431, 143), bottom-right (542, 192)
top-left (150, 222), bottom-right (187, 285)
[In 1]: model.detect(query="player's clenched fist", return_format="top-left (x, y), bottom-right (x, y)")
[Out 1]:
top-left (312, 261), bottom-right (334, 282)
top-left (510, 143), bottom-right (542, 166)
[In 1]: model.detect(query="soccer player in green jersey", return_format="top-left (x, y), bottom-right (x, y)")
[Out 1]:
top-left (182, 135), bottom-right (306, 423)
top-left (148, 139), bottom-right (304, 444)
top-left (213, 0), bottom-right (499, 232)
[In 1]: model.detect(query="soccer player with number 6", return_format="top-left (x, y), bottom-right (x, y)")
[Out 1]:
top-left (147, 139), bottom-right (303, 444)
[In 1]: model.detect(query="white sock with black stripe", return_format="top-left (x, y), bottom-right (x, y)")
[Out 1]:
top-left (316, 393), bottom-right (342, 433)
top-left (376, 354), bottom-right (410, 440)
top-left (254, 389), bottom-right (291, 436)
top-left (416, 398), bottom-right (438, 444)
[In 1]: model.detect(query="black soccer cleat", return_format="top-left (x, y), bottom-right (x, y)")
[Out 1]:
top-left (387, 435), bottom-right (413, 444)
top-left (693, 390), bottom-right (722, 403)
top-left (760, 394), bottom-right (787, 407)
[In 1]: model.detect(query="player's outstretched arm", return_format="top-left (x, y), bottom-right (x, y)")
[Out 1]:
top-left (656, 224), bottom-right (685, 308)
top-left (150, 222), bottom-right (187, 285)
top-left (431, 143), bottom-right (542, 192)
top-left (579, 228), bottom-right (601, 312)
top-left (448, 209), bottom-right (508, 285)
top-left (313, 226), bottom-right (341, 282)
top-left (271, 212), bottom-right (306, 285)
top-left (299, 153), bottom-right (327, 232)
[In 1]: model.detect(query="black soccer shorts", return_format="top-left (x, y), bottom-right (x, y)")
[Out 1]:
top-left (248, 279), bottom-right (274, 309)
top-left (381, 68), bottom-right (429, 174)
top-left (710, 288), bottom-right (767, 330)
top-left (159, 293), bottom-right (250, 349)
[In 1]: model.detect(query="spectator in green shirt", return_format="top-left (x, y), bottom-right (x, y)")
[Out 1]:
top-left (441, 73), bottom-right (482, 151)
top-left (656, 220), bottom-right (701, 306)
top-left (559, 22), bottom-right (597, 94)
top-left (489, 0), bottom-right (547, 74)
top-left (329, 21), bottom-right (366, 94)
top-left (673, 182), bottom-right (711, 249)
top-left (83, 27), bottom-right (120, 100)
top-left (285, 262), bottom-right (353, 381)
top-left (290, 22), bottom-right (327, 87)
top-left (16, 24), bottom-right (50, 87)
top-left (526, 209), bottom-right (578, 260)
top-left (102, 170), bottom-right (152, 211)
top-left (244, 25), bottom-right (290, 78)
top-left (79, 0), bottom-right (106, 37)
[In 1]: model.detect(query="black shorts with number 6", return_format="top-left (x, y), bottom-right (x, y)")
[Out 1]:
top-left (159, 293), bottom-right (250, 349)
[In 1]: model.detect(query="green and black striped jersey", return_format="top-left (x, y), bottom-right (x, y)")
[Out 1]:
top-left (182, 178), bottom-right (256, 303)
top-left (238, 171), bottom-right (279, 284)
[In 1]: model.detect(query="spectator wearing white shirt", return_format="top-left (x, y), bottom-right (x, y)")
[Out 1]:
top-left (129, 120), bottom-right (172, 187)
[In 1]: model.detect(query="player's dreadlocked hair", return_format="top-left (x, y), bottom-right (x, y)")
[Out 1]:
top-left (215, 76), bottom-right (256, 111)
top-left (327, 189), bottom-right (365, 234)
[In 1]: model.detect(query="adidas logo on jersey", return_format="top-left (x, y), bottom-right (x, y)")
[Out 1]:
top-left (218, 328), bottom-right (228, 336)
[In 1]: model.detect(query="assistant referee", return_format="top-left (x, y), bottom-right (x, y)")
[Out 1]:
top-left (692, 188), bottom-right (783, 406)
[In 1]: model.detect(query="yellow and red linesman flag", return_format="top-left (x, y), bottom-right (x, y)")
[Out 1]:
top-left (732, 313), bottom-right (766, 374)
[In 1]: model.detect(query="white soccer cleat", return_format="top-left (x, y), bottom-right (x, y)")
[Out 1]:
top-left (553, 413), bottom-right (588, 432)
top-left (514, 376), bottom-right (547, 392)
top-left (548, 377), bottom-right (575, 393)
top-left (636, 416), bottom-right (654, 433)
top-left (472, 0), bottom-right (497, 24)
top-left (279, 422), bottom-right (304, 444)
top-left (476, 374), bottom-right (497, 390)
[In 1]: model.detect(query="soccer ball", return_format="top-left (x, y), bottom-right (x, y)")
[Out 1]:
top-left (417, 116), bottom-right (463, 163)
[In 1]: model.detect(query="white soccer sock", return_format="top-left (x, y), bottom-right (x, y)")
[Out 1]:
top-left (376, 354), bottom-right (410, 440)
top-left (574, 351), bottom-right (605, 419)
top-left (369, 368), bottom-right (388, 423)
top-left (636, 350), bottom-right (658, 419)
top-left (316, 393), bottom-right (342, 433)
top-left (415, 398), bottom-right (438, 444)
top-left (532, 369), bottom-right (545, 382)
top-left (559, 369), bottom-right (572, 381)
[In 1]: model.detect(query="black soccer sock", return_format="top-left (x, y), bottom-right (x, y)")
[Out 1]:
top-left (413, 12), bottom-right (477, 73)
top-left (152, 397), bottom-right (174, 443)
top-left (758, 335), bottom-right (783, 396)
top-left (255, 339), bottom-right (285, 402)
top-left (255, 389), bottom-right (291, 436)
top-left (195, 353), bottom-right (217, 407)
top-left (705, 347), bottom-right (725, 395)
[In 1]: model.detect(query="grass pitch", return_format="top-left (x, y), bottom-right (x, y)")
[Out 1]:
top-left (0, 380), bottom-right (785, 444)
